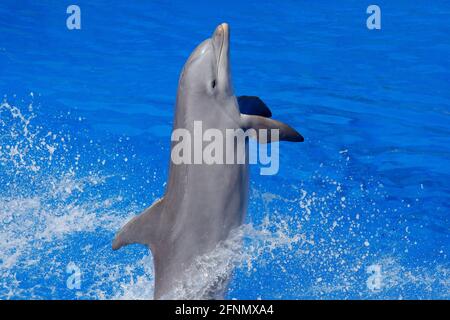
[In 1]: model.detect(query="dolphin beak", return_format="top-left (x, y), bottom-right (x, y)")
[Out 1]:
top-left (212, 23), bottom-right (229, 61)
top-left (212, 23), bottom-right (232, 95)
top-left (212, 23), bottom-right (229, 44)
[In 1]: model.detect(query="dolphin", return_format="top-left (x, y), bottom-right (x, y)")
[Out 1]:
top-left (112, 23), bottom-right (303, 299)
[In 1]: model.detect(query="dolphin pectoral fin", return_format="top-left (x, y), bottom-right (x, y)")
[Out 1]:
top-left (112, 198), bottom-right (165, 250)
top-left (237, 96), bottom-right (272, 118)
top-left (240, 114), bottom-right (304, 143)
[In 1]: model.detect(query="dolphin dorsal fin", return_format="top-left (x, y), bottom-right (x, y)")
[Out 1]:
top-left (112, 198), bottom-right (165, 250)
top-left (237, 96), bottom-right (272, 118)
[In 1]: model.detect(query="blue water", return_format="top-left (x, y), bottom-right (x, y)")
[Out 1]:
top-left (1, 1), bottom-right (449, 299)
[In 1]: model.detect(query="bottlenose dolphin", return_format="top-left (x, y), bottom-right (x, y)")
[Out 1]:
top-left (112, 23), bottom-right (303, 299)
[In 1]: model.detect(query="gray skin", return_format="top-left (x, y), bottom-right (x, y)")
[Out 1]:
top-left (112, 23), bottom-right (303, 299)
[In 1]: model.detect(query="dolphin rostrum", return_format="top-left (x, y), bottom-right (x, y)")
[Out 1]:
top-left (112, 23), bottom-right (303, 299)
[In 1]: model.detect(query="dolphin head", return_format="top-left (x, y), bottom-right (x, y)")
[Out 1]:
top-left (178, 23), bottom-right (233, 101)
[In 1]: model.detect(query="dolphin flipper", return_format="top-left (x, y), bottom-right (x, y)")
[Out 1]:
top-left (237, 96), bottom-right (272, 118)
top-left (112, 198), bottom-right (165, 250)
top-left (240, 114), bottom-right (304, 142)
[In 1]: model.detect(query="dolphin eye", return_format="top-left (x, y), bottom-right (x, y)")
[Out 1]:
top-left (211, 80), bottom-right (216, 89)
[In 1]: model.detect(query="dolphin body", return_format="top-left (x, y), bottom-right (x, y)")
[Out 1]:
top-left (112, 23), bottom-right (303, 299)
